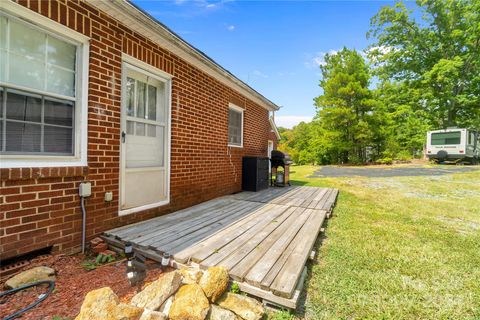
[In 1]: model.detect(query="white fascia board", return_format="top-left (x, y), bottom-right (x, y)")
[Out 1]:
top-left (85, 0), bottom-right (279, 112)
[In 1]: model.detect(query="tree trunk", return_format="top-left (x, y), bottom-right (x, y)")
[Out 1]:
top-left (447, 109), bottom-right (456, 127)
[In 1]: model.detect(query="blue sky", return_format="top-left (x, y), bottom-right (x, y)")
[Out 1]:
top-left (133, 0), bottom-right (395, 128)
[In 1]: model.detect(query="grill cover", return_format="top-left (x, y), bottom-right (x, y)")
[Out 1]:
top-left (270, 150), bottom-right (292, 167)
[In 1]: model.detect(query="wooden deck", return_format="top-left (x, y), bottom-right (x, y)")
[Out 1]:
top-left (103, 186), bottom-right (338, 309)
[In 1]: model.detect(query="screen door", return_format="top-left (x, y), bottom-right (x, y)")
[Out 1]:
top-left (120, 63), bottom-right (169, 212)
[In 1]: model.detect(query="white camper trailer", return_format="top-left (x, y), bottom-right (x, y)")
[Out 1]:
top-left (426, 128), bottom-right (479, 164)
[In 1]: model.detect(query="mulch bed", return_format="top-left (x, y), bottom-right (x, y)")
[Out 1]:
top-left (0, 254), bottom-right (166, 320)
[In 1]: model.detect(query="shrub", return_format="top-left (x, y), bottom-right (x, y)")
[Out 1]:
top-left (377, 157), bottom-right (393, 165)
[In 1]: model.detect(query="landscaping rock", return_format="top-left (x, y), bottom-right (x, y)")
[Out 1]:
top-left (216, 293), bottom-right (264, 320)
top-left (75, 287), bottom-right (143, 320)
top-left (180, 266), bottom-right (203, 284)
top-left (131, 270), bottom-right (182, 311)
top-left (139, 310), bottom-right (168, 320)
top-left (199, 266), bottom-right (229, 302)
top-left (169, 284), bottom-right (210, 320)
top-left (5, 266), bottom-right (55, 289)
top-left (159, 296), bottom-right (174, 315)
top-left (207, 305), bottom-right (238, 320)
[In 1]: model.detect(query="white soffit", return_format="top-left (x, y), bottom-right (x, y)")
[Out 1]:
top-left (86, 0), bottom-right (279, 112)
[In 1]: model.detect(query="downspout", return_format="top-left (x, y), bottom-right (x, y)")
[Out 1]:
top-left (79, 182), bottom-right (92, 254)
top-left (81, 196), bottom-right (87, 254)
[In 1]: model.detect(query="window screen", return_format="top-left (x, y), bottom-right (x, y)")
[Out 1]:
top-left (431, 132), bottom-right (461, 145)
top-left (0, 14), bottom-right (77, 156)
top-left (228, 107), bottom-right (243, 146)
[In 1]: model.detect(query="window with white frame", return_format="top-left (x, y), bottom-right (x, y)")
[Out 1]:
top-left (0, 12), bottom-right (85, 158)
top-left (228, 103), bottom-right (243, 147)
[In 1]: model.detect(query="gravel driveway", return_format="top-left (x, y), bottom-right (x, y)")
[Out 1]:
top-left (311, 165), bottom-right (479, 178)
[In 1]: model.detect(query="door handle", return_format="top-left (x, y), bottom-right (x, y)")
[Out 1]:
top-left (122, 131), bottom-right (126, 143)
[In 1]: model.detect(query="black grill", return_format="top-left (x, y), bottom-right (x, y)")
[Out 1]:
top-left (270, 150), bottom-right (292, 167)
top-left (270, 150), bottom-right (292, 187)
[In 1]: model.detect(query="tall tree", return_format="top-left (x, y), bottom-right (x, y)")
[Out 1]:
top-left (368, 0), bottom-right (480, 128)
top-left (314, 48), bottom-right (377, 163)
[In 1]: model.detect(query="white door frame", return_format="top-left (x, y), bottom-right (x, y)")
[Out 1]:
top-left (268, 140), bottom-right (274, 172)
top-left (119, 55), bottom-right (172, 216)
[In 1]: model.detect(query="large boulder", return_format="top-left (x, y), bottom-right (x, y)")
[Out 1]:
top-left (199, 266), bottom-right (229, 302)
top-left (131, 270), bottom-right (182, 311)
top-left (5, 266), bottom-right (55, 289)
top-left (180, 267), bottom-right (204, 284)
top-left (139, 310), bottom-right (167, 320)
top-left (75, 287), bottom-right (143, 320)
top-left (207, 305), bottom-right (238, 320)
top-left (169, 284), bottom-right (210, 320)
top-left (216, 293), bottom-right (264, 320)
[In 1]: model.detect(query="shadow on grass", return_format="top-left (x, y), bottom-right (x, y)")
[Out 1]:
top-left (289, 180), bottom-right (309, 186)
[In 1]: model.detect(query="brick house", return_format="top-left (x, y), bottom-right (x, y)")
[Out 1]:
top-left (0, 0), bottom-right (280, 261)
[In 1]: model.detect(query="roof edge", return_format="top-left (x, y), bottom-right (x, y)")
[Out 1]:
top-left (86, 0), bottom-right (280, 112)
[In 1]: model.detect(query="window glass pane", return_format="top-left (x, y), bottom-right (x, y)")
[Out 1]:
top-left (0, 17), bottom-right (5, 82)
top-left (0, 49), bottom-right (5, 82)
top-left (126, 120), bottom-right (134, 135)
top-left (47, 35), bottom-right (76, 70)
top-left (10, 20), bottom-right (45, 61)
top-left (44, 125), bottom-right (73, 154)
top-left (46, 66), bottom-right (75, 97)
top-left (147, 124), bottom-right (156, 137)
top-left (136, 122), bottom-right (145, 136)
top-left (228, 108), bottom-right (242, 145)
top-left (0, 121), bottom-right (2, 151)
top-left (44, 98), bottom-right (73, 126)
top-left (0, 88), bottom-right (3, 118)
top-left (431, 132), bottom-right (461, 145)
top-left (147, 85), bottom-right (156, 121)
top-left (6, 90), bottom-right (42, 123)
top-left (0, 16), bottom-right (6, 50)
top-left (126, 77), bottom-right (135, 116)
top-left (137, 81), bottom-right (146, 119)
top-left (6, 121), bottom-right (41, 152)
top-left (8, 52), bottom-right (45, 91)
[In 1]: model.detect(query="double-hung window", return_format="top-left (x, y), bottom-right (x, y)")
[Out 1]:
top-left (228, 103), bottom-right (243, 147)
top-left (0, 6), bottom-right (88, 167)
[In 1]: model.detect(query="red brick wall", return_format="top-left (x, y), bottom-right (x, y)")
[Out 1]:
top-left (269, 131), bottom-right (279, 150)
top-left (0, 0), bottom-right (271, 260)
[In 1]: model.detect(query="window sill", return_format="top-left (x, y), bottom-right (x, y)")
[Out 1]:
top-left (0, 166), bottom-right (88, 181)
top-left (228, 144), bottom-right (243, 148)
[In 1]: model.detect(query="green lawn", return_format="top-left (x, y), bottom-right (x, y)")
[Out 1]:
top-left (287, 165), bottom-right (480, 320)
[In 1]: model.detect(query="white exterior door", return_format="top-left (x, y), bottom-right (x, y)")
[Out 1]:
top-left (268, 140), bottom-right (274, 172)
top-left (120, 62), bottom-right (170, 214)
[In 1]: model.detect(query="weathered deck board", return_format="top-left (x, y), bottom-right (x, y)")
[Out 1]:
top-left (104, 185), bottom-right (338, 309)
top-left (270, 209), bottom-right (327, 298)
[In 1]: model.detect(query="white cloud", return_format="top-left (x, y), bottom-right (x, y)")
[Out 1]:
top-left (314, 49), bottom-right (338, 67)
top-left (275, 115), bottom-right (313, 129)
top-left (252, 70), bottom-right (268, 78)
top-left (227, 25), bottom-right (235, 31)
top-left (206, 3), bottom-right (217, 9)
top-left (366, 45), bottom-right (394, 64)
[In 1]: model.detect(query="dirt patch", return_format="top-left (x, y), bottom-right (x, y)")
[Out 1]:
top-left (0, 254), bottom-right (165, 320)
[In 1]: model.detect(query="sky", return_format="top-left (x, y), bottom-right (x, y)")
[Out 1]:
top-left (133, 0), bottom-right (396, 128)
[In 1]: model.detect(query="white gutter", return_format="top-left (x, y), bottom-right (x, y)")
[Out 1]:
top-left (269, 116), bottom-right (281, 140)
top-left (85, 0), bottom-right (279, 112)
